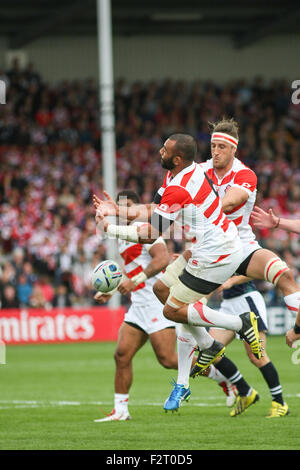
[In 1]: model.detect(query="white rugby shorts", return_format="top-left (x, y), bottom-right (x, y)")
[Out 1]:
top-left (124, 298), bottom-right (176, 335)
top-left (219, 290), bottom-right (268, 331)
top-left (185, 245), bottom-right (243, 285)
top-left (240, 240), bottom-right (262, 262)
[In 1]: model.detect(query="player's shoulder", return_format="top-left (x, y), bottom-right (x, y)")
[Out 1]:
top-left (233, 158), bottom-right (257, 182)
top-left (199, 159), bottom-right (213, 171)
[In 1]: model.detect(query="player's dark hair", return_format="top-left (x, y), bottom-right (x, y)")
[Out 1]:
top-left (116, 190), bottom-right (140, 204)
top-left (168, 133), bottom-right (197, 162)
top-left (209, 118), bottom-right (239, 140)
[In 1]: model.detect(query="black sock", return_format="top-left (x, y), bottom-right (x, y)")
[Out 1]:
top-left (215, 357), bottom-right (251, 396)
top-left (259, 362), bottom-right (284, 405)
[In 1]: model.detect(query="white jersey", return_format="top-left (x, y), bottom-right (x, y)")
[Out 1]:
top-left (200, 158), bottom-right (257, 248)
top-left (118, 223), bottom-right (164, 305)
top-left (154, 162), bottom-right (242, 265)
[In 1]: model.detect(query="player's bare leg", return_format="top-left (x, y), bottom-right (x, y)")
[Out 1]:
top-left (94, 322), bottom-right (147, 422)
top-left (246, 248), bottom-right (300, 296)
top-left (149, 327), bottom-right (178, 369)
top-left (153, 280), bottom-right (170, 305)
top-left (114, 322), bottom-right (148, 394)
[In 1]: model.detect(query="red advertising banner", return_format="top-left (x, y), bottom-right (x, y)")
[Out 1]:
top-left (0, 307), bottom-right (127, 344)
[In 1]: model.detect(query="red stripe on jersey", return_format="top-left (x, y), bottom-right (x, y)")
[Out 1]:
top-left (233, 169), bottom-right (257, 192)
top-left (204, 197), bottom-right (219, 218)
top-left (221, 217), bottom-right (230, 232)
top-left (157, 186), bottom-right (192, 214)
top-left (126, 265), bottom-right (145, 291)
top-left (162, 171), bottom-right (172, 188)
top-left (180, 167), bottom-right (196, 188)
top-left (193, 301), bottom-right (214, 325)
top-left (232, 216), bottom-right (243, 226)
top-left (206, 168), bottom-right (218, 185)
top-left (194, 177), bottom-right (213, 205)
top-left (226, 201), bottom-right (246, 215)
top-left (287, 305), bottom-right (298, 312)
top-left (211, 254), bottom-right (230, 264)
top-left (120, 244), bottom-right (143, 265)
top-left (220, 171), bottom-right (236, 186)
top-left (212, 208), bottom-right (223, 226)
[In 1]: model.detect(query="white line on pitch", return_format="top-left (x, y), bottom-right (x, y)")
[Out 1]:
top-left (0, 394), bottom-right (299, 409)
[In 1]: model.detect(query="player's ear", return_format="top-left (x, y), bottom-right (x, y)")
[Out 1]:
top-left (173, 155), bottom-right (182, 166)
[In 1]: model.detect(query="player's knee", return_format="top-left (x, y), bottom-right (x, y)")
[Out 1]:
top-left (156, 352), bottom-right (175, 369)
top-left (114, 348), bottom-right (130, 367)
top-left (153, 280), bottom-right (168, 304)
top-left (247, 349), bottom-right (269, 367)
top-left (277, 269), bottom-right (297, 289)
top-left (264, 257), bottom-right (290, 287)
top-left (163, 304), bottom-right (175, 321)
top-left (247, 351), bottom-right (260, 366)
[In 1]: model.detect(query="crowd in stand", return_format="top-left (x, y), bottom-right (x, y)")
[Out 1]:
top-left (0, 60), bottom-right (299, 308)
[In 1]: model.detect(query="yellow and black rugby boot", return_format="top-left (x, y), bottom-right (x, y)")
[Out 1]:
top-left (190, 340), bottom-right (225, 378)
top-left (238, 312), bottom-right (262, 359)
top-left (230, 388), bottom-right (260, 417)
top-left (266, 401), bottom-right (290, 418)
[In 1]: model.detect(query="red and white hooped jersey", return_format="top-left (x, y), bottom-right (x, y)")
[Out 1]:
top-left (200, 158), bottom-right (257, 246)
top-left (154, 162), bottom-right (241, 262)
top-left (118, 223), bottom-right (165, 305)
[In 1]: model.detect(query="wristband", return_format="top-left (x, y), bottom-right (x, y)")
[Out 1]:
top-left (131, 271), bottom-right (148, 286)
top-left (106, 224), bottom-right (139, 242)
top-left (293, 323), bottom-right (300, 334)
top-left (274, 217), bottom-right (280, 229)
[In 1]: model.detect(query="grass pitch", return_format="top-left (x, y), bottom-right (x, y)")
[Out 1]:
top-left (0, 336), bottom-right (299, 450)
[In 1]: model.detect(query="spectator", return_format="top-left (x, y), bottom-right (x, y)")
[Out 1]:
top-left (16, 273), bottom-right (33, 306)
top-left (1, 284), bottom-right (20, 309)
top-left (52, 284), bottom-right (72, 308)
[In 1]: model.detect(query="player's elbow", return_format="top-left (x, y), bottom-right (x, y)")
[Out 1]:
top-left (152, 254), bottom-right (170, 273)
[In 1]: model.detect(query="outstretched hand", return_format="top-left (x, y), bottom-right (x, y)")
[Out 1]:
top-left (251, 206), bottom-right (279, 229)
top-left (95, 207), bottom-right (109, 232)
top-left (93, 191), bottom-right (118, 216)
top-left (286, 328), bottom-right (300, 348)
top-left (94, 291), bottom-right (112, 304)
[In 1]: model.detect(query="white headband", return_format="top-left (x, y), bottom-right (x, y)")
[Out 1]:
top-left (211, 132), bottom-right (238, 149)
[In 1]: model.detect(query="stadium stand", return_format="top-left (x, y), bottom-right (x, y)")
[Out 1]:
top-left (0, 62), bottom-right (299, 308)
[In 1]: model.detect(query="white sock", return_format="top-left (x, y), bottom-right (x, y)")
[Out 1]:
top-left (187, 324), bottom-right (214, 350)
top-left (114, 393), bottom-right (129, 414)
top-left (176, 324), bottom-right (197, 388)
top-left (176, 324), bottom-right (214, 388)
top-left (187, 301), bottom-right (242, 331)
top-left (208, 364), bottom-right (228, 384)
top-left (284, 291), bottom-right (300, 316)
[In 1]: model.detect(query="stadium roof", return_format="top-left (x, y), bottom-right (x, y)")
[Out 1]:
top-left (1, 0), bottom-right (300, 50)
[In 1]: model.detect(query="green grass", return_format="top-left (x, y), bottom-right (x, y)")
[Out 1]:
top-left (0, 336), bottom-right (299, 450)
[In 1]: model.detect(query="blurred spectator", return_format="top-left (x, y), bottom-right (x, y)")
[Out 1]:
top-left (16, 273), bottom-right (33, 306)
top-left (1, 284), bottom-right (20, 309)
top-left (52, 284), bottom-right (72, 308)
top-left (34, 275), bottom-right (55, 305)
top-left (29, 284), bottom-right (49, 309)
